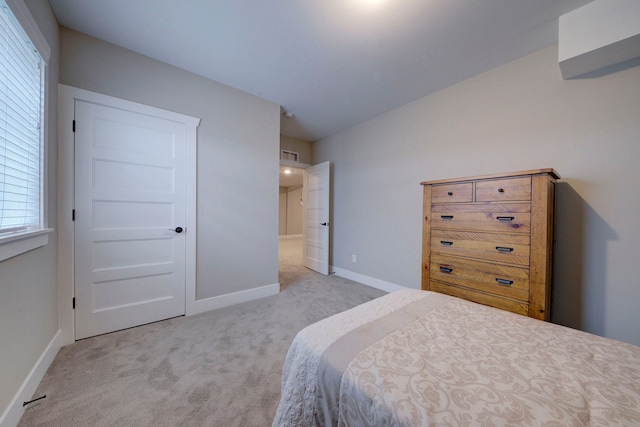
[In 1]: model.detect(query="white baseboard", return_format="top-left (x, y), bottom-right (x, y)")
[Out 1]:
top-left (1, 329), bottom-right (62, 427)
top-left (331, 267), bottom-right (407, 293)
top-left (191, 283), bottom-right (280, 315)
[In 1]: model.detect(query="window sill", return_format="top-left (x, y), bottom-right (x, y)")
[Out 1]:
top-left (0, 228), bottom-right (54, 262)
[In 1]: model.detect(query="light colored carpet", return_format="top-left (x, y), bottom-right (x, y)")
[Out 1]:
top-left (19, 237), bottom-right (385, 426)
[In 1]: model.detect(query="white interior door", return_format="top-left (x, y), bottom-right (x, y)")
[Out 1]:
top-left (303, 161), bottom-right (330, 275)
top-left (74, 100), bottom-right (188, 339)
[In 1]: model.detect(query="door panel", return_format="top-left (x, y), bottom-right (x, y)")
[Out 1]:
top-left (74, 100), bottom-right (187, 339)
top-left (303, 161), bottom-right (330, 275)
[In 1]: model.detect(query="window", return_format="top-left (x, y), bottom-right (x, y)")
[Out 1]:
top-left (0, 0), bottom-right (51, 261)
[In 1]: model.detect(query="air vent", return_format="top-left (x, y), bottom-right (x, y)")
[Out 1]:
top-left (281, 150), bottom-right (299, 162)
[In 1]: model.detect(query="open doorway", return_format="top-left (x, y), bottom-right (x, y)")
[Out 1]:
top-left (279, 165), bottom-right (306, 288)
top-left (279, 166), bottom-right (304, 239)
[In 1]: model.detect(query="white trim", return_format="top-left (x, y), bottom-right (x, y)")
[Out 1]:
top-left (0, 330), bottom-right (62, 427)
top-left (184, 124), bottom-right (198, 316)
top-left (57, 84), bottom-right (200, 345)
top-left (278, 234), bottom-right (302, 239)
top-left (4, 0), bottom-right (51, 64)
top-left (280, 159), bottom-right (310, 169)
top-left (57, 85), bottom-right (75, 345)
top-left (58, 85), bottom-right (200, 126)
top-left (0, 229), bottom-right (52, 262)
top-left (192, 283), bottom-right (280, 315)
top-left (331, 266), bottom-right (408, 293)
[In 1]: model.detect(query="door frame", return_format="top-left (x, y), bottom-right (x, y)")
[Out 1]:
top-left (57, 84), bottom-right (200, 345)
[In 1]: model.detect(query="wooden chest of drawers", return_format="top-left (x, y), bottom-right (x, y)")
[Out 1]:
top-left (421, 169), bottom-right (559, 320)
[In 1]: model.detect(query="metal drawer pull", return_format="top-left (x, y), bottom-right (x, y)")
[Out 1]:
top-left (440, 215), bottom-right (454, 220)
top-left (440, 241), bottom-right (453, 246)
top-left (439, 267), bottom-right (453, 273)
top-left (496, 216), bottom-right (515, 222)
top-left (495, 246), bottom-right (514, 253)
top-left (447, 191), bottom-right (453, 196)
top-left (498, 188), bottom-right (505, 193)
top-left (496, 278), bottom-right (513, 286)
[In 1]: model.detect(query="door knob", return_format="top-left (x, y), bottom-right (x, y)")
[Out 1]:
top-left (170, 227), bottom-right (184, 233)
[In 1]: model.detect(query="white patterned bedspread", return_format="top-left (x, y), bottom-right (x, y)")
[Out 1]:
top-left (273, 289), bottom-right (640, 426)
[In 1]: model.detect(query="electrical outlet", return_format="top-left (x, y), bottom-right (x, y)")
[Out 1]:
top-left (352, 254), bottom-right (357, 263)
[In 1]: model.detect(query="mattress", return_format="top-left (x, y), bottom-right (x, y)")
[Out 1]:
top-left (273, 289), bottom-right (640, 426)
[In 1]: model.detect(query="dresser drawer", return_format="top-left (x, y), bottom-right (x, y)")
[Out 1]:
top-left (430, 280), bottom-right (529, 316)
top-left (476, 176), bottom-right (531, 202)
top-left (423, 169), bottom-right (558, 321)
top-left (430, 203), bottom-right (531, 234)
top-left (430, 254), bottom-right (529, 301)
top-left (431, 230), bottom-right (530, 266)
top-left (431, 182), bottom-right (473, 203)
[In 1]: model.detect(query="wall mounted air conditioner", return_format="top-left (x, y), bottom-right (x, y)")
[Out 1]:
top-left (559, 0), bottom-right (640, 79)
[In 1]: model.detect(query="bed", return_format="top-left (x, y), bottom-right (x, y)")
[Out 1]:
top-left (273, 289), bottom-right (640, 426)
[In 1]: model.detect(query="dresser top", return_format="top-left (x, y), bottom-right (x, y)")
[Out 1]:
top-left (420, 168), bottom-right (560, 186)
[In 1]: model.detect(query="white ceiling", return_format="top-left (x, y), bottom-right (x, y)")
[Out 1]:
top-left (279, 166), bottom-right (304, 188)
top-left (48, 0), bottom-right (593, 141)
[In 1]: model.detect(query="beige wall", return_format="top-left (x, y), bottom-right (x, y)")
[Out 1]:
top-left (278, 186), bottom-right (303, 236)
top-left (0, 0), bottom-right (59, 416)
top-left (287, 187), bottom-right (303, 235)
top-left (59, 28), bottom-right (281, 299)
top-left (314, 45), bottom-right (640, 346)
top-left (279, 188), bottom-right (287, 235)
top-left (280, 134), bottom-right (313, 164)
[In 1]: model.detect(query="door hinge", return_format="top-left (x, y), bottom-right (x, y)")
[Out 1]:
top-left (72, 120), bottom-right (75, 132)
top-left (72, 297), bottom-right (75, 309)
top-left (72, 209), bottom-right (75, 221)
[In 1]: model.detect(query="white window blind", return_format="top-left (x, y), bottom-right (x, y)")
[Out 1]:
top-left (0, 0), bottom-right (44, 234)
